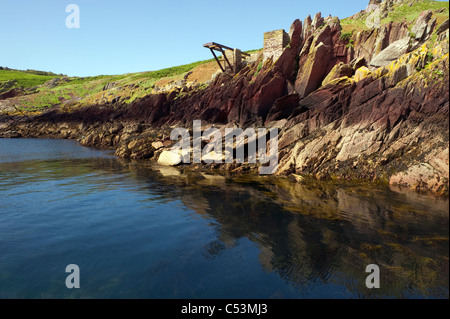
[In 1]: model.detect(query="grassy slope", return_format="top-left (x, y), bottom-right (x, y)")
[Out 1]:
top-left (5, 3), bottom-right (448, 112)
top-left (0, 70), bottom-right (58, 89)
top-left (381, 0), bottom-right (449, 25)
top-left (341, 0), bottom-right (449, 34)
top-left (1, 58), bottom-right (216, 110)
top-left (1, 47), bottom-right (262, 112)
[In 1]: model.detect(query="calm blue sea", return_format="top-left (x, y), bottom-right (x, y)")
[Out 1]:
top-left (0, 138), bottom-right (448, 299)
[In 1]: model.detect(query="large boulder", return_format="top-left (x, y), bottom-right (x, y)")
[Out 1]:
top-left (158, 150), bottom-right (183, 166)
top-left (370, 37), bottom-right (410, 68)
top-left (354, 66), bottom-right (372, 82)
top-left (295, 25), bottom-right (335, 98)
top-left (127, 138), bottom-right (155, 159)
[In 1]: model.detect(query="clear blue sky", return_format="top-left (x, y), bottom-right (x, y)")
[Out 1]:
top-left (1, 0), bottom-right (371, 77)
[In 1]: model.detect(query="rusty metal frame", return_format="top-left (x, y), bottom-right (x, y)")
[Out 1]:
top-left (203, 42), bottom-right (249, 74)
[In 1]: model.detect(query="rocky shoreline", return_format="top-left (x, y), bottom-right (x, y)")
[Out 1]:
top-left (1, 3), bottom-right (449, 197)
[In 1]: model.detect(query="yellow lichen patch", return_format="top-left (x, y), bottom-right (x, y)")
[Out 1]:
top-left (366, 43), bottom-right (446, 90)
top-left (386, 44), bottom-right (428, 76)
top-left (411, 236), bottom-right (449, 243)
top-left (360, 243), bottom-right (383, 251)
top-left (372, 65), bottom-right (388, 79)
top-left (397, 52), bottom-right (449, 90)
top-left (326, 76), bottom-right (352, 86)
top-left (354, 66), bottom-right (372, 82)
top-left (432, 41), bottom-right (450, 61)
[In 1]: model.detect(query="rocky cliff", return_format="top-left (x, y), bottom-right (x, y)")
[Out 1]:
top-left (1, 0), bottom-right (449, 196)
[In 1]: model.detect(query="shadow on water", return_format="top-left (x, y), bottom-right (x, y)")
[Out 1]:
top-left (0, 139), bottom-right (448, 298)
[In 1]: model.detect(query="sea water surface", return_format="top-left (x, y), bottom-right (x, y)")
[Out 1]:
top-left (0, 138), bottom-right (448, 299)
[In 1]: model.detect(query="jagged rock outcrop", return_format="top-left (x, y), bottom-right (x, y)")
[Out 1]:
top-left (436, 18), bottom-right (449, 35)
top-left (370, 37), bottom-right (410, 67)
top-left (102, 82), bottom-right (116, 91)
top-left (409, 10), bottom-right (438, 52)
top-left (294, 21), bottom-right (347, 98)
top-left (366, 0), bottom-right (382, 11)
top-left (410, 10), bottom-right (436, 43)
top-left (302, 15), bottom-right (313, 40)
top-left (322, 63), bottom-right (354, 86)
top-left (44, 77), bottom-right (71, 88)
top-left (0, 80), bottom-right (17, 95)
top-left (353, 21), bottom-right (410, 64)
top-left (275, 40), bottom-right (449, 195)
top-left (312, 12), bottom-right (325, 29)
top-left (289, 19), bottom-right (303, 45)
top-left (1, 0), bottom-right (448, 195)
top-left (350, 57), bottom-right (366, 71)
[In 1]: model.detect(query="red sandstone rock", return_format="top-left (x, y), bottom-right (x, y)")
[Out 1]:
top-left (265, 94), bottom-right (300, 124)
top-left (1, 8), bottom-right (448, 196)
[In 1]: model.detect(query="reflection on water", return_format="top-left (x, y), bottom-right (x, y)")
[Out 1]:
top-left (0, 139), bottom-right (448, 298)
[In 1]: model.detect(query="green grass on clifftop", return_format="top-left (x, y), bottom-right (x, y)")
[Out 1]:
top-left (131, 59), bottom-right (214, 81)
top-left (382, 0), bottom-right (449, 25)
top-left (341, 0), bottom-right (449, 33)
top-left (0, 70), bottom-right (59, 89)
top-left (2, 46), bottom-right (264, 112)
top-left (1, 57), bottom-right (220, 111)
